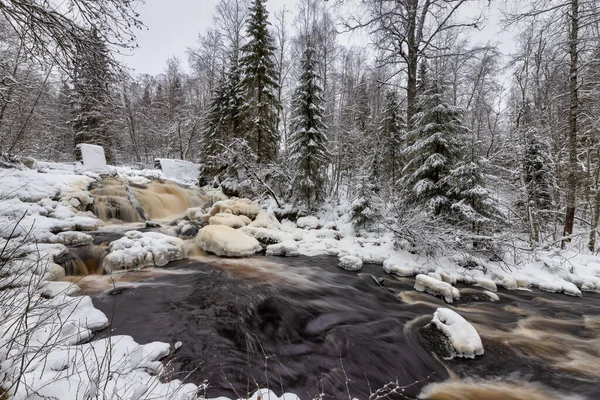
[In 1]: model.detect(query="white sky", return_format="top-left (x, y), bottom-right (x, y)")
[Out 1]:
top-left (117, 0), bottom-right (514, 76)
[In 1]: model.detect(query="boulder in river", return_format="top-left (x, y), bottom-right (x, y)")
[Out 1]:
top-left (421, 307), bottom-right (484, 360)
top-left (196, 225), bottom-right (262, 257)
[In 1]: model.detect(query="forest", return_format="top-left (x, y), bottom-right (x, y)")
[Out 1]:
top-left (1, 0), bottom-right (599, 255)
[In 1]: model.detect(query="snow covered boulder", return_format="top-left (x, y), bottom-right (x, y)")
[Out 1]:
top-left (196, 225), bottom-right (262, 257)
top-left (339, 255), bottom-right (363, 271)
top-left (415, 274), bottom-right (460, 303)
top-left (103, 231), bottom-right (185, 272)
top-left (209, 213), bottom-right (250, 228)
top-left (266, 241), bottom-right (300, 257)
top-left (186, 206), bottom-right (205, 221)
top-left (76, 143), bottom-right (109, 174)
top-left (421, 308), bottom-right (484, 360)
top-left (296, 216), bottom-right (321, 230)
top-left (56, 231), bottom-right (94, 247)
top-left (241, 226), bottom-right (293, 245)
top-left (249, 211), bottom-right (282, 230)
top-left (155, 158), bottom-right (200, 185)
top-left (208, 198), bottom-right (260, 219)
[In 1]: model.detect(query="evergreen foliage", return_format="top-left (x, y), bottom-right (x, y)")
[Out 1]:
top-left (288, 46), bottom-right (331, 207)
top-left (378, 90), bottom-right (405, 188)
top-left (240, 0), bottom-right (280, 164)
top-left (71, 32), bottom-right (113, 162)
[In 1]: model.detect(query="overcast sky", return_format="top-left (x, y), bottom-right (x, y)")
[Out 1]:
top-left (118, 0), bottom-right (514, 76)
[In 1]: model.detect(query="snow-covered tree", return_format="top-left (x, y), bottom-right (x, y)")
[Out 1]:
top-left (378, 90), bottom-right (405, 190)
top-left (289, 46), bottom-right (331, 207)
top-left (71, 32), bottom-right (114, 163)
top-left (351, 155), bottom-right (381, 231)
top-left (240, 0), bottom-right (280, 164)
top-left (199, 79), bottom-right (227, 185)
top-left (400, 81), bottom-right (463, 216)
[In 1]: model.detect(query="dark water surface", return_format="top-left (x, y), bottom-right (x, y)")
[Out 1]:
top-left (90, 256), bottom-right (600, 400)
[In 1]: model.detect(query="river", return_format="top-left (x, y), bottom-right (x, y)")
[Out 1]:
top-left (82, 254), bottom-right (600, 400)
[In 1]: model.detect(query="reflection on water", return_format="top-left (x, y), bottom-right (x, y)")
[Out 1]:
top-left (87, 255), bottom-right (600, 400)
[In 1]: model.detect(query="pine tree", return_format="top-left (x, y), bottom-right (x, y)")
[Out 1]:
top-left (401, 81), bottom-right (463, 215)
top-left (378, 90), bottom-right (405, 189)
top-left (288, 46), bottom-right (331, 207)
top-left (222, 52), bottom-right (245, 141)
top-left (240, 0), bottom-right (280, 163)
top-left (351, 154), bottom-right (381, 232)
top-left (71, 31), bottom-right (113, 163)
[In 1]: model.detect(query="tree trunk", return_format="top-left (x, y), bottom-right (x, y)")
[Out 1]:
top-left (406, 0), bottom-right (418, 127)
top-left (562, 0), bottom-right (579, 248)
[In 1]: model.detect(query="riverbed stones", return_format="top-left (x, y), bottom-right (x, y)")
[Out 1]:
top-left (196, 225), bottom-right (262, 257)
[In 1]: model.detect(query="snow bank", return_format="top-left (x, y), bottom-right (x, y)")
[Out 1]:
top-left (296, 216), bottom-right (321, 229)
top-left (266, 241), bottom-right (300, 257)
top-left (76, 143), bottom-right (109, 174)
top-left (12, 335), bottom-right (198, 400)
top-left (209, 212), bottom-right (251, 228)
top-left (103, 231), bottom-right (186, 272)
top-left (155, 158), bottom-right (200, 185)
top-left (430, 308), bottom-right (484, 359)
top-left (208, 198), bottom-right (260, 219)
top-left (415, 274), bottom-right (461, 303)
top-left (196, 225), bottom-right (262, 257)
top-left (338, 255), bottom-right (363, 271)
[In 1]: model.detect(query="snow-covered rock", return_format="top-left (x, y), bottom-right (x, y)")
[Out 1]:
top-left (296, 216), bottom-right (321, 229)
top-left (249, 211), bottom-right (282, 230)
top-left (492, 273), bottom-right (518, 290)
top-left (103, 231), bottom-right (185, 272)
top-left (196, 225), bottom-right (262, 257)
top-left (414, 274), bottom-right (460, 303)
top-left (424, 308), bottom-right (484, 359)
top-left (383, 257), bottom-right (419, 277)
top-left (484, 290), bottom-right (499, 301)
top-left (241, 226), bottom-right (293, 245)
top-left (185, 206), bottom-right (205, 221)
top-left (338, 255), bottom-right (363, 271)
top-left (208, 198), bottom-right (260, 219)
top-left (76, 143), bottom-right (109, 174)
top-left (40, 281), bottom-right (81, 298)
top-left (209, 212), bottom-right (250, 228)
top-left (155, 158), bottom-right (200, 185)
top-left (55, 231), bottom-right (94, 247)
top-left (474, 277), bottom-right (497, 292)
top-left (266, 241), bottom-right (300, 257)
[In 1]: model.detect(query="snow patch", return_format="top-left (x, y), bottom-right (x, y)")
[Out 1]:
top-left (76, 143), bottom-right (109, 174)
top-left (338, 255), bottom-right (363, 271)
top-left (296, 216), bottom-right (321, 229)
top-left (155, 158), bottom-right (200, 185)
top-left (266, 241), bottom-right (300, 257)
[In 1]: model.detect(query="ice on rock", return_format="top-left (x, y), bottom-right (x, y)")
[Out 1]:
top-left (484, 291), bottom-right (500, 301)
top-left (40, 281), bottom-right (80, 298)
top-left (208, 198), bottom-right (260, 219)
top-left (209, 212), bottom-right (250, 228)
top-left (103, 231), bottom-right (186, 272)
top-left (428, 272), bottom-right (443, 281)
top-left (338, 255), bottom-right (363, 271)
top-left (296, 216), bottom-right (321, 229)
top-left (266, 240), bottom-right (300, 257)
top-left (474, 277), bottom-right (497, 292)
top-left (415, 274), bottom-right (460, 303)
top-left (492, 272), bottom-right (518, 290)
top-left (42, 262), bottom-right (66, 281)
top-left (241, 226), bottom-right (293, 245)
top-left (196, 225), bottom-right (262, 257)
top-left (430, 308), bottom-right (484, 359)
top-left (185, 206), bottom-right (205, 221)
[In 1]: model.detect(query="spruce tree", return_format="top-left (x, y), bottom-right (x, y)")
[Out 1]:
top-left (288, 46), bottom-right (331, 207)
top-left (400, 81), bottom-right (463, 215)
top-left (378, 90), bottom-right (405, 188)
top-left (199, 79), bottom-right (227, 185)
top-left (223, 52), bottom-right (245, 141)
top-left (71, 31), bottom-right (113, 163)
top-left (240, 0), bottom-right (280, 163)
top-left (351, 154), bottom-right (381, 232)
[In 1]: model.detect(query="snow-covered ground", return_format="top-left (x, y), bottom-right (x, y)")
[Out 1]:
top-left (2, 157), bottom-right (600, 399)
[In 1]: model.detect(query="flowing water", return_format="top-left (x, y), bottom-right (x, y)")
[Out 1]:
top-left (70, 178), bottom-right (600, 399)
top-left (83, 255), bottom-right (600, 400)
